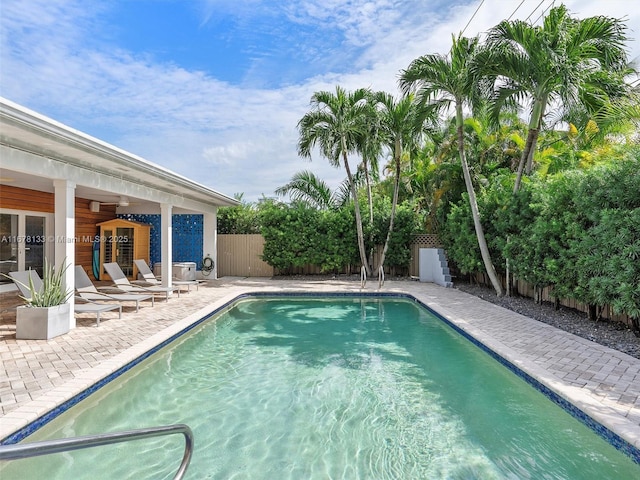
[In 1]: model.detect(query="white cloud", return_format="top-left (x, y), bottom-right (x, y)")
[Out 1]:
top-left (2, 0), bottom-right (638, 202)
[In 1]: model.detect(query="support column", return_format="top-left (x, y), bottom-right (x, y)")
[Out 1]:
top-left (160, 203), bottom-right (173, 289)
top-left (202, 210), bottom-right (217, 279)
top-left (53, 179), bottom-right (76, 329)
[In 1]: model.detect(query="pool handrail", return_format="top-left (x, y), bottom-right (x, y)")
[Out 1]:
top-left (0, 423), bottom-right (194, 479)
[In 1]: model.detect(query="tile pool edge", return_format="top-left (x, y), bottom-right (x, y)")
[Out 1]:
top-left (1, 289), bottom-right (639, 465)
top-left (406, 294), bottom-right (640, 464)
top-left (0, 290), bottom-right (244, 445)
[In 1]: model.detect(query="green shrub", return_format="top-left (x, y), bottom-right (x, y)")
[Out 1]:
top-left (439, 150), bottom-right (640, 322)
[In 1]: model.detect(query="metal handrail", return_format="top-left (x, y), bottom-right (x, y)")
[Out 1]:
top-left (0, 423), bottom-right (194, 480)
top-left (378, 265), bottom-right (385, 288)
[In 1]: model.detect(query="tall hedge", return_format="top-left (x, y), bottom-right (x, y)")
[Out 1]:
top-left (369, 198), bottom-right (422, 269)
top-left (568, 158), bottom-right (640, 323)
top-left (259, 199), bottom-right (421, 274)
top-left (441, 150), bottom-right (640, 326)
top-left (218, 201), bottom-right (261, 234)
top-left (259, 201), bottom-right (324, 271)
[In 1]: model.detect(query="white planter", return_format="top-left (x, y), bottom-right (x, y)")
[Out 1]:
top-left (16, 303), bottom-right (71, 340)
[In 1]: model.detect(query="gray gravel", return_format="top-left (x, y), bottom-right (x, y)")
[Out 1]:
top-left (455, 281), bottom-right (640, 360)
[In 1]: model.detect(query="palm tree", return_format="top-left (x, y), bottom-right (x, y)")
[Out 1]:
top-left (297, 86), bottom-right (373, 276)
top-left (409, 138), bottom-right (463, 233)
top-left (356, 117), bottom-right (383, 226)
top-left (558, 68), bottom-right (640, 150)
top-left (373, 91), bottom-right (424, 276)
top-left (355, 112), bottom-right (383, 271)
top-left (477, 5), bottom-right (631, 192)
top-left (275, 170), bottom-right (341, 210)
top-left (400, 34), bottom-right (504, 296)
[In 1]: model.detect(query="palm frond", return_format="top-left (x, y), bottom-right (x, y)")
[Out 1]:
top-left (275, 170), bottom-right (338, 210)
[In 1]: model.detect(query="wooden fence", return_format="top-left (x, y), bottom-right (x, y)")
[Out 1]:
top-left (217, 234), bottom-right (274, 277)
top-left (217, 234), bottom-right (442, 278)
top-left (217, 233), bottom-right (634, 327)
top-left (467, 272), bottom-right (634, 327)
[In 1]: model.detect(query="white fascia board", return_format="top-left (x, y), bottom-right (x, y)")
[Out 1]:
top-left (0, 97), bottom-right (239, 207)
top-left (0, 144), bottom-right (218, 214)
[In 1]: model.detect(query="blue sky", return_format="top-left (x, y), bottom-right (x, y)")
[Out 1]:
top-left (1, 0), bottom-right (638, 202)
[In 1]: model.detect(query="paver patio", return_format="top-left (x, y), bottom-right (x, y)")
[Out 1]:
top-left (1, 277), bottom-right (639, 454)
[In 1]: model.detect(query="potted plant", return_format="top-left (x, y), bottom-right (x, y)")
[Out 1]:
top-left (10, 260), bottom-right (73, 340)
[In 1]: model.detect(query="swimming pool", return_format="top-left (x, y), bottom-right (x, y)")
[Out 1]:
top-left (1, 296), bottom-right (639, 478)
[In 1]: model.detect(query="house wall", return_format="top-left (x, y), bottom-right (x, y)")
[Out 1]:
top-left (0, 184), bottom-right (54, 213)
top-left (117, 213), bottom-right (204, 269)
top-left (0, 185), bottom-right (117, 280)
top-left (1, 186), bottom-right (208, 280)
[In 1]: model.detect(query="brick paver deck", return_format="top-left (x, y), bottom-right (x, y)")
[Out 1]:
top-left (1, 278), bottom-right (639, 452)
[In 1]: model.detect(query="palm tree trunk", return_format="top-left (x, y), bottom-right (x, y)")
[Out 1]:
top-left (513, 127), bottom-right (538, 193)
top-left (456, 103), bottom-right (503, 296)
top-left (525, 139), bottom-right (536, 174)
top-left (343, 150), bottom-right (371, 276)
top-left (363, 159), bottom-right (374, 226)
top-left (378, 138), bottom-right (402, 272)
top-left (514, 96), bottom-right (546, 192)
top-left (526, 97), bottom-right (547, 174)
top-left (363, 157), bottom-right (375, 271)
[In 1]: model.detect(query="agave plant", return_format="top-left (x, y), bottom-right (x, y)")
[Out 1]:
top-left (17, 260), bottom-right (72, 308)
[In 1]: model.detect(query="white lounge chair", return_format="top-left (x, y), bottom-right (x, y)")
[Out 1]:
top-left (73, 296), bottom-right (122, 326)
top-left (133, 259), bottom-right (201, 292)
top-left (103, 262), bottom-right (180, 301)
top-left (7, 270), bottom-right (42, 302)
top-left (8, 270), bottom-right (121, 326)
top-left (75, 266), bottom-right (154, 311)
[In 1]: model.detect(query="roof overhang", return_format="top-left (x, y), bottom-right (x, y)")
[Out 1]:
top-left (0, 97), bottom-right (239, 212)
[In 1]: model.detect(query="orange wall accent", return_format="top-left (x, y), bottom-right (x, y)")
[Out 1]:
top-left (0, 185), bottom-right (117, 280)
top-left (0, 184), bottom-right (54, 213)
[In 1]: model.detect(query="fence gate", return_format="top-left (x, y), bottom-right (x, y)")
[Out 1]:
top-left (217, 234), bottom-right (274, 277)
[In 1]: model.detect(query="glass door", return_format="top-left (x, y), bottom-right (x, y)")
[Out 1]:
top-left (102, 227), bottom-right (135, 278)
top-left (0, 211), bottom-right (51, 286)
top-left (116, 227), bottom-right (134, 277)
top-left (0, 213), bottom-right (19, 282)
top-left (25, 215), bottom-right (46, 276)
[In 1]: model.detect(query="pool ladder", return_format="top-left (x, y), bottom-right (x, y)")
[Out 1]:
top-left (360, 265), bottom-right (385, 288)
top-left (0, 423), bottom-right (194, 480)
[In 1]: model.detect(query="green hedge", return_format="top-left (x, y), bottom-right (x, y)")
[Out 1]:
top-left (217, 201), bottom-right (261, 234)
top-left (258, 199), bottom-right (420, 274)
top-left (441, 151), bottom-right (640, 325)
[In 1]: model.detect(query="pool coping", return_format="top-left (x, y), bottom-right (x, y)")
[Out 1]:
top-left (1, 282), bottom-right (639, 465)
top-left (409, 294), bottom-right (640, 463)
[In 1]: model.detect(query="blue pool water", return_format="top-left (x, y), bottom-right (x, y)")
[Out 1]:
top-left (1, 296), bottom-right (638, 479)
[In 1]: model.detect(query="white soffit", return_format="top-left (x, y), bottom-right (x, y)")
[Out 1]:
top-left (0, 97), bottom-right (239, 208)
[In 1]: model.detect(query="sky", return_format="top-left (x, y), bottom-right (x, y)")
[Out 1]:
top-left (1, 0), bottom-right (638, 203)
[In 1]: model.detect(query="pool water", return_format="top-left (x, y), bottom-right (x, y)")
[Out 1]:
top-left (2, 297), bottom-right (638, 479)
